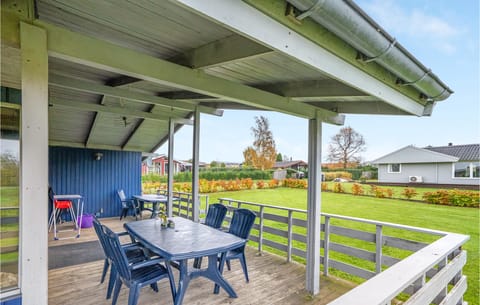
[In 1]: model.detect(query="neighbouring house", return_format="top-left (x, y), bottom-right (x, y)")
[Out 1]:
top-left (372, 144), bottom-right (480, 186)
top-left (142, 155), bottom-right (189, 175)
top-left (273, 160), bottom-right (308, 171)
top-left (273, 160), bottom-right (308, 178)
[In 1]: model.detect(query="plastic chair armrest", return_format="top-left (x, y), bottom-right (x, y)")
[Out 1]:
top-left (130, 257), bottom-right (165, 270)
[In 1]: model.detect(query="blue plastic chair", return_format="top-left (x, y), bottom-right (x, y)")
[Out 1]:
top-left (193, 203), bottom-right (228, 268)
top-left (92, 217), bottom-right (149, 299)
top-left (222, 208), bottom-right (256, 282)
top-left (204, 203), bottom-right (228, 229)
top-left (117, 189), bottom-right (140, 220)
top-left (103, 225), bottom-right (176, 305)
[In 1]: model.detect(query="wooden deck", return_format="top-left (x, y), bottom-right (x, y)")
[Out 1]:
top-left (48, 218), bottom-right (354, 305)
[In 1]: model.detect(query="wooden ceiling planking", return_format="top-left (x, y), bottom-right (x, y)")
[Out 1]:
top-left (37, 0), bottom-right (232, 58)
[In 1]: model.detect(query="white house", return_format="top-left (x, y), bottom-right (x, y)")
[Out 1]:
top-left (372, 144), bottom-right (480, 186)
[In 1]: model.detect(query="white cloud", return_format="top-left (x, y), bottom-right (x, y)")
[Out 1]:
top-left (361, 0), bottom-right (461, 54)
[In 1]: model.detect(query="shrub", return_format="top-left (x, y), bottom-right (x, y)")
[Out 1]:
top-left (423, 190), bottom-right (479, 207)
top-left (283, 179), bottom-right (307, 189)
top-left (323, 172), bottom-right (352, 181)
top-left (268, 179), bottom-right (280, 188)
top-left (240, 178), bottom-right (254, 190)
top-left (385, 188), bottom-right (394, 198)
top-left (401, 188), bottom-right (418, 200)
top-left (321, 182), bottom-right (329, 192)
top-left (372, 186), bottom-right (387, 198)
top-left (332, 182), bottom-right (345, 193)
top-left (256, 180), bottom-right (265, 189)
top-left (351, 183), bottom-right (364, 196)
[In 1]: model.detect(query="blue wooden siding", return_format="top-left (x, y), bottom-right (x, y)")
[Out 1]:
top-left (0, 296), bottom-right (21, 305)
top-left (49, 147), bottom-right (141, 218)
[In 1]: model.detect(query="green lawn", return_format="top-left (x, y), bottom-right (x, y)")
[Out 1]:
top-left (206, 188), bottom-right (479, 305)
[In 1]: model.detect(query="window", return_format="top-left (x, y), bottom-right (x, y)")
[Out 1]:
top-left (0, 103), bottom-right (20, 295)
top-left (388, 163), bottom-right (401, 173)
top-left (454, 162), bottom-right (480, 178)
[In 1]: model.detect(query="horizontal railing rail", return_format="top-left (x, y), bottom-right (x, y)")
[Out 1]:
top-left (217, 197), bottom-right (469, 305)
top-left (156, 190), bottom-right (209, 219)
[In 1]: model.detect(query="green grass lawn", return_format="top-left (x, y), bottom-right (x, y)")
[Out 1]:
top-left (206, 188), bottom-right (479, 305)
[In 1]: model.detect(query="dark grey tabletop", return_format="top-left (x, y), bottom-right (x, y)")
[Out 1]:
top-left (133, 194), bottom-right (168, 202)
top-left (125, 217), bottom-right (246, 261)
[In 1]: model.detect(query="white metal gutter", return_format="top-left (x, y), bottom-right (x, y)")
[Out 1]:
top-left (287, 0), bottom-right (453, 102)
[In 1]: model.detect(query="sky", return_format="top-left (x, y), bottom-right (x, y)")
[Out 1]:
top-left (157, 0), bottom-right (479, 164)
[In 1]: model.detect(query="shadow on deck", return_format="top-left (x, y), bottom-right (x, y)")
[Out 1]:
top-left (48, 217), bottom-right (354, 305)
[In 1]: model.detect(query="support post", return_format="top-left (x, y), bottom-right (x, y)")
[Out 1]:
top-left (375, 225), bottom-right (383, 274)
top-left (306, 118), bottom-right (322, 295)
top-left (191, 108), bottom-right (200, 222)
top-left (167, 119), bottom-right (174, 217)
top-left (20, 22), bottom-right (49, 305)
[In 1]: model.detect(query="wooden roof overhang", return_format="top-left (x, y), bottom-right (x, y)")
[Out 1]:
top-left (1, 0), bottom-right (451, 154)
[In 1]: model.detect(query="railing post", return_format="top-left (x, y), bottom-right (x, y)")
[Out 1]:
top-left (412, 274), bottom-right (426, 293)
top-left (204, 195), bottom-right (209, 214)
top-left (433, 256), bottom-right (448, 304)
top-left (324, 215), bottom-right (330, 276)
top-left (375, 224), bottom-right (383, 274)
top-left (258, 206), bottom-right (264, 254)
top-left (287, 210), bottom-right (293, 262)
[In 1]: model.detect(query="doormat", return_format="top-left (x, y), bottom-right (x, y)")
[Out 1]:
top-left (49, 241), bottom-right (104, 269)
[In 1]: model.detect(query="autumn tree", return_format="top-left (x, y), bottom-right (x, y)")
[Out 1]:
top-left (327, 126), bottom-right (366, 168)
top-left (243, 116), bottom-right (277, 170)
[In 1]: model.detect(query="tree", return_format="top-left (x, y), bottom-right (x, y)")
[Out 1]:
top-left (243, 147), bottom-right (257, 168)
top-left (327, 126), bottom-right (366, 168)
top-left (243, 116), bottom-right (277, 170)
top-left (276, 153), bottom-right (283, 161)
top-left (210, 161), bottom-right (218, 168)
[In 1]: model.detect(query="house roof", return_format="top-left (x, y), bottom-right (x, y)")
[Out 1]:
top-left (1, 1), bottom-right (452, 154)
top-left (371, 145), bottom-right (459, 164)
top-left (424, 144), bottom-right (479, 161)
top-left (273, 160), bottom-right (308, 168)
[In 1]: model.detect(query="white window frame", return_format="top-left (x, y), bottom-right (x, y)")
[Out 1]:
top-left (0, 102), bottom-right (22, 300)
top-left (388, 163), bottom-right (401, 173)
top-left (452, 162), bottom-right (480, 179)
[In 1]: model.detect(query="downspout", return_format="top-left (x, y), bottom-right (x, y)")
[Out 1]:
top-left (286, 0), bottom-right (453, 102)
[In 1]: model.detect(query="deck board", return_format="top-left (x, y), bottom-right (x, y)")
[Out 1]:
top-left (48, 217), bottom-right (354, 305)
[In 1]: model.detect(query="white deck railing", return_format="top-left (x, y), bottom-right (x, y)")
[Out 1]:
top-left (217, 198), bottom-right (469, 305)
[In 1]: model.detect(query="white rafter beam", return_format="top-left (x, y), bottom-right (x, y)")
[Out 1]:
top-left (175, 34), bottom-right (273, 68)
top-left (49, 98), bottom-right (193, 125)
top-left (49, 74), bottom-right (223, 116)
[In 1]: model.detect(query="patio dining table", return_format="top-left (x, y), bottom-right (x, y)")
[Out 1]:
top-left (124, 217), bottom-right (246, 305)
top-left (133, 194), bottom-right (168, 218)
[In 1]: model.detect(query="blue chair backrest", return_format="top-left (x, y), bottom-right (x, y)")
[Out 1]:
top-left (117, 189), bottom-right (127, 201)
top-left (103, 225), bottom-right (132, 281)
top-left (204, 203), bottom-right (227, 229)
top-left (228, 208), bottom-right (256, 240)
top-left (92, 217), bottom-right (109, 256)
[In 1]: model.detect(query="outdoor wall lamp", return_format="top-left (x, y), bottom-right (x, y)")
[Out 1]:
top-left (94, 152), bottom-right (103, 161)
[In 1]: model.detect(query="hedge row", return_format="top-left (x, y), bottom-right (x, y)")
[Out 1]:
top-left (322, 183), bottom-right (479, 208)
top-left (143, 178), bottom-right (282, 194)
top-left (422, 190), bottom-right (479, 207)
top-left (142, 170), bottom-right (273, 183)
top-left (143, 179), bottom-right (479, 208)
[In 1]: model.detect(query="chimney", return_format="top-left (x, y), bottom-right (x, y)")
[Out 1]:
top-left (448, 143), bottom-right (453, 146)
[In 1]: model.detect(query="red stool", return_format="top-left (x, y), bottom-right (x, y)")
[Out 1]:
top-left (48, 188), bottom-right (78, 240)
